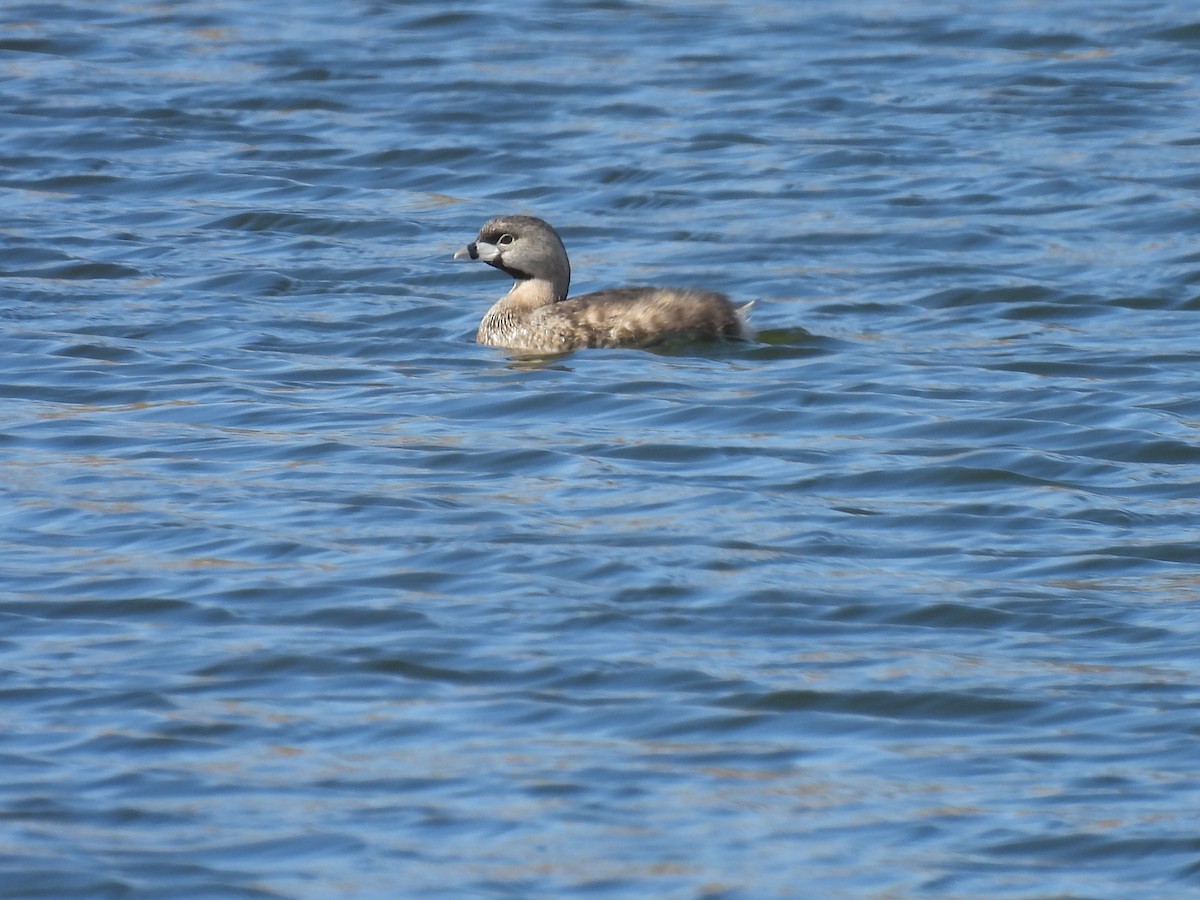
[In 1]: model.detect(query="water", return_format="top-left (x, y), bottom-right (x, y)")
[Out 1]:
top-left (3, 1), bottom-right (1200, 897)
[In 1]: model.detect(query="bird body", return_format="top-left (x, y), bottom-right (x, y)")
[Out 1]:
top-left (454, 216), bottom-right (753, 353)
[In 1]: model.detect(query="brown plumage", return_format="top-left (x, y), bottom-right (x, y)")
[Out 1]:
top-left (454, 215), bottom-right (753, 354)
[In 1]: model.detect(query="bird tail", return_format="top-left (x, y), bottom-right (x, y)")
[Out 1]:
top-left (735, 301), bottom-right (756, 340)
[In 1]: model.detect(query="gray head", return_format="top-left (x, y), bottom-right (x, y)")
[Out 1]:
top-left (454, 215), bottom-right (571, 302)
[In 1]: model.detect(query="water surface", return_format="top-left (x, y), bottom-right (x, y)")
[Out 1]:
top-left (3, 1), bottom-right (1200, 897)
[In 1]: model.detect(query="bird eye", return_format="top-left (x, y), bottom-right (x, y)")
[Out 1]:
top-left (497, 233), bottom-right (515, 246)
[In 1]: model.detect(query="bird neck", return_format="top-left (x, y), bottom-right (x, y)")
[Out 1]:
top-left (502, 277), bottom-right (566, 310)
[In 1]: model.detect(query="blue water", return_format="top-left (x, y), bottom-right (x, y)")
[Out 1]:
top-left (3, 1), bottom-right (1200, 897)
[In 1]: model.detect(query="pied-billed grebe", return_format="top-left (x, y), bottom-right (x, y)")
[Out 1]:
top-left (454, 215), bottom-right (753, 353)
